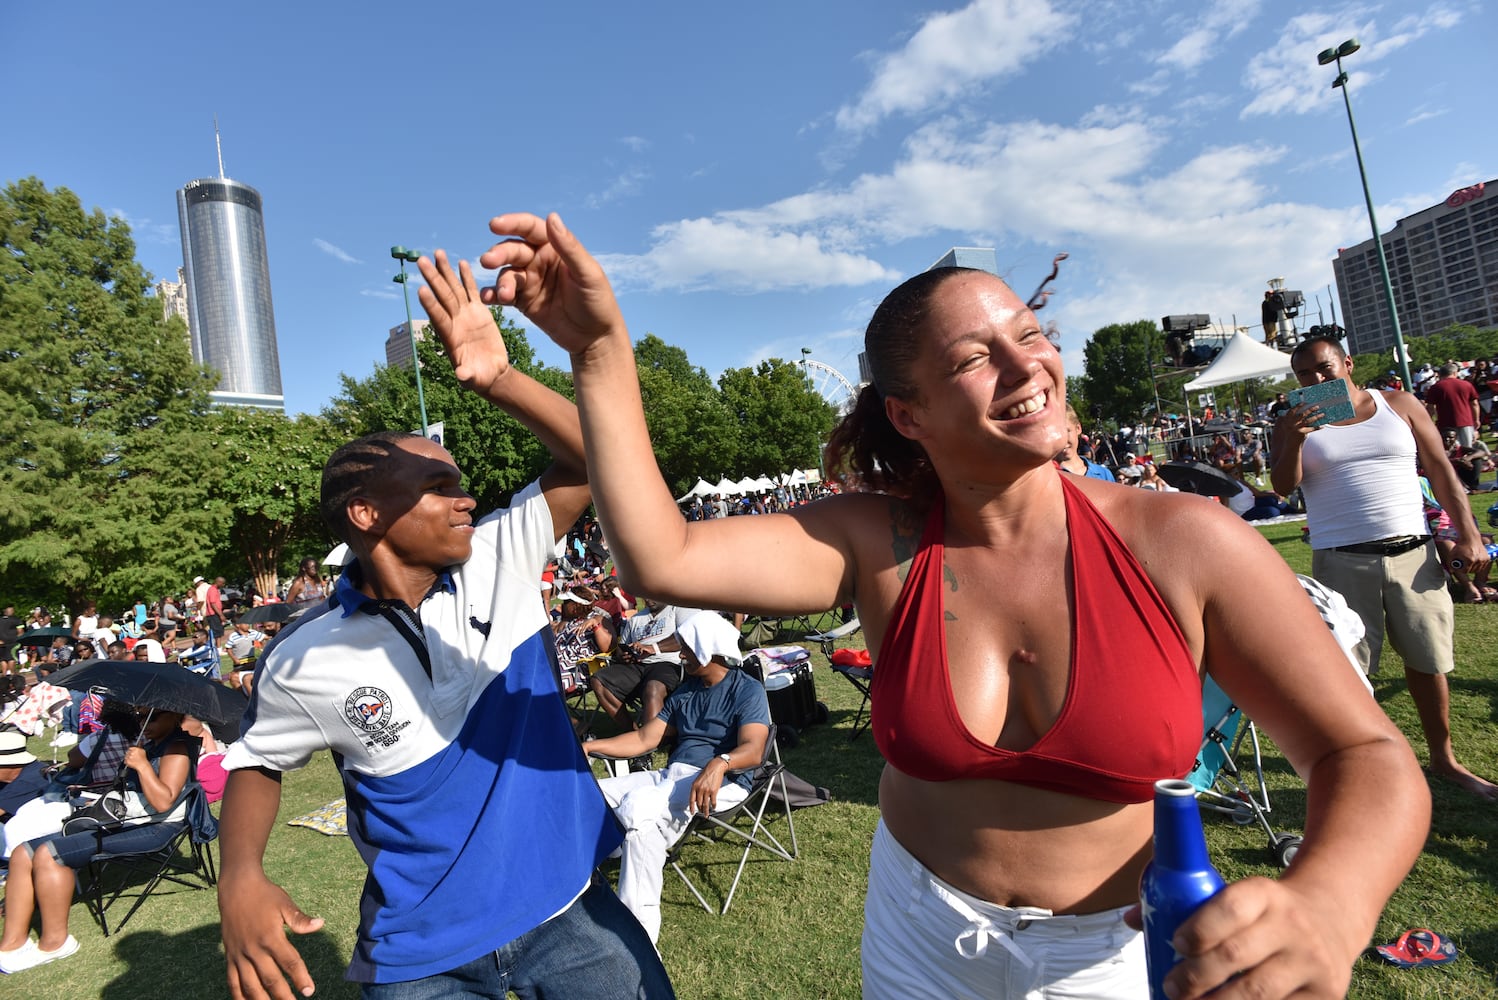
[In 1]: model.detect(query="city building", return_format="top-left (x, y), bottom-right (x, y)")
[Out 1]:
top-left (1332, 179), bottom-right (1498, 355)
top-left (153, 266), bottom-right (190, 330)
top-left (176, 176), bottom-right (285, 410)
top-left (927, 246), bottom-right (999, 275)
top-left (384, 318), bottom-right (430, 370)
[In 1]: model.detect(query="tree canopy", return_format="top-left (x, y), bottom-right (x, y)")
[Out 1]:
top-left (326, 311), bottom-right (575, 515)
top-left (0, 178), bottom-right (227, 610)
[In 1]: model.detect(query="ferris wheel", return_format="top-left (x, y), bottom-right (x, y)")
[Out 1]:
top-left (797, 358), bottom-right (858, 412)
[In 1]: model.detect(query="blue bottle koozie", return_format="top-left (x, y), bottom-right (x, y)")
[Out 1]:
top-left (1141, 778), bottom-right (1226, 999)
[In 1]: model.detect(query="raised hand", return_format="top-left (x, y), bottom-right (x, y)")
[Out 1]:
top-left (476, 213), bottom-right (625, 355)
top-left (417, 249), bottom-right (510, 397)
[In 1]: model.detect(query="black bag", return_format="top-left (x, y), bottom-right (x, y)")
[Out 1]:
top-left (62, 789), bottom-right (130, 835)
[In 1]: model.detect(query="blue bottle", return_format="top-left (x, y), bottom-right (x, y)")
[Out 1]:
top-left (1140, 778), bottom-right (1226, 1000)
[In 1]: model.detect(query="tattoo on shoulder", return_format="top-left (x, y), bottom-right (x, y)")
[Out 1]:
top-left (888, 499), bottom-right (921, 583)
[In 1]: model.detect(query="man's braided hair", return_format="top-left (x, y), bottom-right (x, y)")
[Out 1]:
top-left (320, 431), bottom-right (419, 543)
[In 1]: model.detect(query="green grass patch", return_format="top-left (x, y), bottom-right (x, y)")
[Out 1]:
top-left (11, 506), bottom-right (1498, 996)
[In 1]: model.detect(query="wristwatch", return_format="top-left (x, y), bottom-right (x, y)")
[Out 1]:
top-left (717, 753), bottom-right (732, 767)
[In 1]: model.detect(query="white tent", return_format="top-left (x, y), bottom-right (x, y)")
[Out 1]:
top-left (734, 476), bottom-right (762, 494)
top-left (752, 475), bottom-right (777, 491)
top-left (713, 477), bottom-right (741, 496)
top-left (323, 543), bottom-right (351, 566)
top-left (675, 479), bottom-right (717, 503)
top-left (1184, 332), bottom-right (1294, 390)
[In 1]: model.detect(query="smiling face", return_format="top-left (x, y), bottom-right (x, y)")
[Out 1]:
top-left (358, 438), bottom-right (478, 572)
top-left (884, 272), bottom-right (1066, 472)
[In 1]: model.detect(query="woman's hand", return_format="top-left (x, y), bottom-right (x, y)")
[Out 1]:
top-left (1163, 877), bottom-right (1360, 999)
top-left (417, 248), bottom-right (511, 397)
top-left (123, 745), bottom-right (149, 773)
top-left (476, 213), bottom-right (624, 356)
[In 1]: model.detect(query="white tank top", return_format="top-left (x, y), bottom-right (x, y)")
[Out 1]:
top-left (1299, 390), bottom-right (1428, 549)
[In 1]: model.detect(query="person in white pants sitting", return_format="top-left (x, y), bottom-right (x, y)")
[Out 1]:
top-left (586, 612), bottom-right (770, 944)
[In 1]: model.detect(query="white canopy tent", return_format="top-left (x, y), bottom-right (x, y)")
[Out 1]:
top-left (675, 479), bottom-right (718, 504)
top-left (323, 543), bottom-right (351, 567)
top-left (713, 477), bottom-right (741, 496)
top-left (734, 476), bottom-right (762, 494)
top-left (1184, 332), bottom-right (1294, 391)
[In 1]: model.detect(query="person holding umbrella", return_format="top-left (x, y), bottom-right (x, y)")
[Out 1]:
top-left (0, 704), bottom-right (195, 973)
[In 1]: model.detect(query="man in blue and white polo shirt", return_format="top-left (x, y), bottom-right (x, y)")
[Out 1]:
top-left (218, 249), bottom-right (673, 999)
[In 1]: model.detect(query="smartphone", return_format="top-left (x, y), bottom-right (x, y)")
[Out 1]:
top-left (1287, 380), bottom-right (1355, 427)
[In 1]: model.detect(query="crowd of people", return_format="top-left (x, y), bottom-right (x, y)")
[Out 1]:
top-left (0, 218), bottom-right (1490, 998)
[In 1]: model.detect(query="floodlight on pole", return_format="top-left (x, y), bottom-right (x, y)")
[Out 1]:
top-left (1317, 38), bottom-right (1411, 390)
top-left (391, 245), bottom-right (429, 435)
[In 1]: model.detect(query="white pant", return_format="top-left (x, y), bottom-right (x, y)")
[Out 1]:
top-left (3, 798), bottom-right (70, 858)
top-left (599, 761), bottom-right (748, 944)
top-left (862, 820), bottom-right (1147, 999)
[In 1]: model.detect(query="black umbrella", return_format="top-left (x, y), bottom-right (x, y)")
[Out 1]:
top-left (237, 603), bottom-right (296, 625)
top-left (46, 657), bottom-right (248, 732)
top-left (1157, 461), bottom-right (1242, 497)
top-left (11, 626), bottom-right (74, 648)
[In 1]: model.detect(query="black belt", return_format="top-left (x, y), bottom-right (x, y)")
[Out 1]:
top-left (1329, 535), bottom-right (1430, 557)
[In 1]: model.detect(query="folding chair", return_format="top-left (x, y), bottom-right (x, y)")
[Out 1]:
top-left (75, 781), bottom-right (219, 936)
top-left (807, 618), bottom-right (870, 740)
top-left (667, 724), bottom-right (798, 916)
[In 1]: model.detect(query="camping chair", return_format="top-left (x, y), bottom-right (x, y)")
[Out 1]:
top-left (75, 780), bottom-right (219, 936)
top-left (666, 724), bottom-right (798, 916)
top-left (808, 619), bottom-right (870, 740)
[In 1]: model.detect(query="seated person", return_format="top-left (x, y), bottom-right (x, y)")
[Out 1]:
top-left (1226, 476), bottom-right (1293, 520)
top-left (0, 706), bottom-right (196, 973)
top-left (552, 586), bottom-right (615, 693)
top-left (0, 731), bottom-right (47, 824)
top-left (131, 627), bottom-right (167, 663)
top-left (585, 612), bottom-right (771, 945)
top-left (2, 701), bottom-right (139, 858)
top-left (1443, 429), bottom-right (1494, 491)
top-left (589, 600), bottom-right (699, 730)
top-left (175, 629), bottom-right (219, 678)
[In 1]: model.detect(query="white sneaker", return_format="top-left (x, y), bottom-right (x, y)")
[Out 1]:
top-left (0, 940), bottom-right (38, 974)
top-left (36, 936), bottom-right (79, 967)
top-left (48, 732), bottom-right (78, 749)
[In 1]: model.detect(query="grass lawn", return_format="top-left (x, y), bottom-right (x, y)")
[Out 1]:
top-left (9, 498), bottom-right (1498, 997)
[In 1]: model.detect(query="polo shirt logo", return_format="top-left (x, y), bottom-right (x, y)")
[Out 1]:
top-left (343, 685), bottom-right (413, 752)
top-left (345, 686), bottom-right (394, 733)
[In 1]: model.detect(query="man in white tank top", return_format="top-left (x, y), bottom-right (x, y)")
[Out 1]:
top-left (1270, 336), bottom-right (1498, 799)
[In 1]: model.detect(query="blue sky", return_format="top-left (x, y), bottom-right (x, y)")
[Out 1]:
top-left (6, 0), bottom-right (1493, 415)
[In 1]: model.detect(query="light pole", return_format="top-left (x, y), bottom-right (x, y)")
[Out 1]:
top-left (391, 245), bottom-right (429, 435)
top-left (1317, 38), bottom-right (1411, 390)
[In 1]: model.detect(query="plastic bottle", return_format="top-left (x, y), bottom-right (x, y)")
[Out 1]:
top-left (1140, 778), bottom-right (1226, 999)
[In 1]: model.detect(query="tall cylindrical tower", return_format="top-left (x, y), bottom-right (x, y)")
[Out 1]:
top-left (176, 177), bottom-right (285, 409)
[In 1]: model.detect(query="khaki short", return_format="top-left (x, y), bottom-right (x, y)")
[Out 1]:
top-left (1312, 541), bottom-right (1454, 676)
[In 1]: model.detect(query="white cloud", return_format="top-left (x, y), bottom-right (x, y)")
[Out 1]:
top-left (359, 287), bottom-right (399, 301)
top-left (586, 167), bottom-right (651, 209)
top-left (1155, 0), bottom-right (1263, 72)
top-left (597, 219), bottom-right (900, 294)
top-left (621, 136), bottom-right (650, 153)
top-left (1241, 3), bottom-right (1465, 119)
top-left (833, 0), bottom-right (1076, 136)
top-left (1404, 106), bottom-right (1448, 127)
top-left (314, 238), bottom-right (362, 264)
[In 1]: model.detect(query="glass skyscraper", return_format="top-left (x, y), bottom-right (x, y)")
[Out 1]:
top-left (176, 177), bottom-right (285, 409)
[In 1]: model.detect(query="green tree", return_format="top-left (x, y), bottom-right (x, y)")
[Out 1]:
top-left (717, 360), bottom-right (837, 478)
top-left (634, 335), bottom-right (738, 496)
top-left (0, 178), bottom-right (226, 613)
top-left (326, 310), bottom-right (574, 515)
top-left (210, 408), bottom-right (335, 599)
top-left (1079, 320), bottom-right (1194, 427)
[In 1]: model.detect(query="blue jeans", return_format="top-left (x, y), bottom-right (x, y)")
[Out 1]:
top-left (61, 690), bottom-right (87, 734)
top-left (361, 878), bottom-right (674, 1000)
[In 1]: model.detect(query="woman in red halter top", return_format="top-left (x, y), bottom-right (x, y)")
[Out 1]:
top-left (470, 213), bottom-right (1428, 1000)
